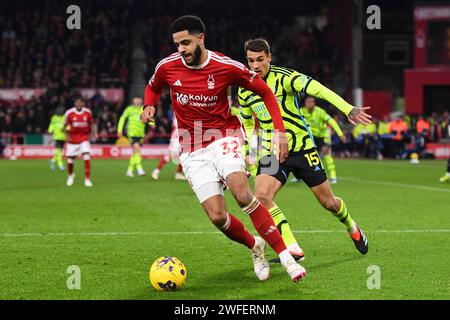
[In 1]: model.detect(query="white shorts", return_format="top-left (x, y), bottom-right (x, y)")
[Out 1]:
top-left (179, 136), bottom-right (246, 203)
top-left (66, 141), bottom-right (91, 157)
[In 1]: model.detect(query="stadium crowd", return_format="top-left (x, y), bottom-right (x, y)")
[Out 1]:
top-left (1, 86), bottom-right (449, 160)
top-left (140, 0), bottom-right (347, 92)
top-left (0, 0), bottom-right (132, 89)
top-left (0, 0), bottom-right (448, 160)
top-left (329, 111), bottom-right (450, 160)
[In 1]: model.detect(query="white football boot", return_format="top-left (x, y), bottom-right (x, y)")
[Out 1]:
top-left (282, 257), bottom-right (307, 282)
top-left (137, 167), bottom-right (146, 177)
top-left (251, 237), bottom-right (270, 281)
top-left (126, 169), bottom-right (134, 177)
top-left (84, 179), bottom-right (93, 187)
top-left (151, 168), bottom-right (160, 180)
top-left (66, 174), bottom-right (75, 186)
top-left (174, 172), bottom-right (187, 180)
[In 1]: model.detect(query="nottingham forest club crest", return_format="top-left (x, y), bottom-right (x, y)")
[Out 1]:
top-left (207, 75), bottom-right (215, 89)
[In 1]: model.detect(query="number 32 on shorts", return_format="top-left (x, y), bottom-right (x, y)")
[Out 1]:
top-left (221, 140), bottom-right (239, 155)
top-left (304, 150), bottom-right (321, 167)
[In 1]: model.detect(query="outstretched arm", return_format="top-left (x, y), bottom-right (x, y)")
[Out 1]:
top-left (286, 72), bottom-right (372, 126)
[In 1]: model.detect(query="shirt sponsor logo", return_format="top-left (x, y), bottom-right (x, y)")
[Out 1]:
top-left (72, 122), bottom-right (89, 127)
top-left (175, 92), bottom-right (218, 107)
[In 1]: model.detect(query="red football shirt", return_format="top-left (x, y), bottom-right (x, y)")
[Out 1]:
top-left (145, 50), bottom-right (285, 152)
top-left (64, 107), bottom-right (93, 144)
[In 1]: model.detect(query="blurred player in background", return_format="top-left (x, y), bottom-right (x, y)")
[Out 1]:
top-left (439, 158), bottom-right (450, 182)
top-left (117, 96), bottom-right (153, 177)
top-left (141, 15), bottom-right (307, 282)
top-left (238, 38), bottom-right (371, 261)
top-left (48, 106), bottom-right (66, 171)
top-left (151, 117), bottom-right (187, 180)
top-left (64, 98), bottom-right (97, 187)
top-left (301, 96), bottom-right (347, 183)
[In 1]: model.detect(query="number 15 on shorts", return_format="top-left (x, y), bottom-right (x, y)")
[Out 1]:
top-left (304, 150), bottom-right (321, 168)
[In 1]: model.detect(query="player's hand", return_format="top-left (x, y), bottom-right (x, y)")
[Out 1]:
top-left (271, 131), bottom-right (288, 163)
top-left (340, 135), bottom-right (347, 144)
top-left (348, 107), bottom-right (372, 126)
top-left (140, 106), bottom-right (155, 124)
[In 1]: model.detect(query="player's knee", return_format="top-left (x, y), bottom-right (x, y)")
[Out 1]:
top-left (320, 196), bottom-right (339, 213)
top-left (233, 190), bottom-right (253, 208)
top-left (208, 211), bottom-right (228, 228)
top-left (254, 189), bottom-right (272, 207)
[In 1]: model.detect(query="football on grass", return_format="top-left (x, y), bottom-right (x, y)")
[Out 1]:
top-left (149, 256), bottom-right (187, 291)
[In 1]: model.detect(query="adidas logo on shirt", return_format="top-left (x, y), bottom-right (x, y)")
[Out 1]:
top-left (173, 80), bottom-right (182, 86)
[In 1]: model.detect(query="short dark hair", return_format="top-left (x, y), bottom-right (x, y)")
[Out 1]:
top-left (244, 38), bottom-right (271, 55)
top-left (171, 15), bottom-right (205, 35)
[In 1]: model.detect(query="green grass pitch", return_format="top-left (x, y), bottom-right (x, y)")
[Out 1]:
top-left (0, 158), bottom-right (449, 300)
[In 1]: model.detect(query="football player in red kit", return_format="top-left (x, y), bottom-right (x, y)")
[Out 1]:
top-left (64, 98), bottom-right (97, 187)
top-left (140, 15), bottom-right (306, 282)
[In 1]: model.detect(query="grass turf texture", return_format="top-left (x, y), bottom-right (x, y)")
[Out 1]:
top-left (0, 159), bottom-right (449, 300)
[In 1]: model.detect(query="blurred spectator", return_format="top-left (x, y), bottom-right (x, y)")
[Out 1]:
top-left (352, 122), bottom-right (382, 159)
top-left (416, 116), bottom-right (430, 141)
top-left (388, 116), bottom-right (409, 159)
top-left (97, 104), bottom-right (117, 144)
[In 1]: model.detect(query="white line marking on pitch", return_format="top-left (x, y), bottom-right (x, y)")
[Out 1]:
top-left (1, 229), bottom-right (450, 237)
top-left (339, 176), bottom-right (450, 193)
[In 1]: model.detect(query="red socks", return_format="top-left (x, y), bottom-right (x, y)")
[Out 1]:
top-left (68, 162), bottom-right (74, 175)
top-left (67, 156), bottom-right (91, 181)
top-left (219, 198), bottom-right (287, 254)
top-left (243, 197), bottom-right (287, 254)
top-left (67, 158), bottom-right (74, 175)
top-left (157, 158), bottom-right (168, 170)
top-left (220, 213), bottom-right (256, 249)
top-left (177, 164), bottom-right (183, 173)
top-left (84, 160), bottom-right (91, 180)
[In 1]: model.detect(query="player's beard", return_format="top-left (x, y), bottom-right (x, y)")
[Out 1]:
top-left (184, 44), bottom-right (203, 66)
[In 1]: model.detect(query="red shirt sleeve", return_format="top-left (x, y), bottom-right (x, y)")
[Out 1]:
top-left (231, 64), bottom-right (285, 133)
top-left (144, 63), bottom-right (167, 107)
